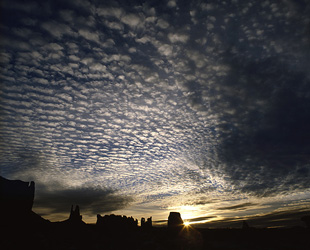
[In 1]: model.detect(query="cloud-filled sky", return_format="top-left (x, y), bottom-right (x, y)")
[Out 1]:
top-left (1, 0), bottom-right (310, 227)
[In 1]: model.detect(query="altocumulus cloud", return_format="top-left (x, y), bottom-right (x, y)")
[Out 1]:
top-left (1, 0), bottom-right (310, 225)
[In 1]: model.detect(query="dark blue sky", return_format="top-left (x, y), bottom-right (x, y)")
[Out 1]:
top-left (1, 0), bottom-right (310, 227)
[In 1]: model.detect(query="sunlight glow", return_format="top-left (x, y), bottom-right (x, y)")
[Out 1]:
top-left (170, 205), bottom-right (199, 220)
top-left (184, 221), bottom-right (190, 226)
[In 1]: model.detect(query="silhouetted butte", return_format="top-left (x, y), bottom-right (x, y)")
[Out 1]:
top-left (0, 176), bottom-right (47, 226)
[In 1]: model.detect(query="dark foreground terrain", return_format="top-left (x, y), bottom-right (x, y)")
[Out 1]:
top-left (1, 176), bottom-right (309, 249)
top-left (1, 223), bottom-right (309, 250)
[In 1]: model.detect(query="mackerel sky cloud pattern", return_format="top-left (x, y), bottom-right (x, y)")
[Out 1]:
top-left (1, 0), bottom-right (310, 226)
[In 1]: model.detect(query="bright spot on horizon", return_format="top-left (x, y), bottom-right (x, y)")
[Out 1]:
top-left (184, 221), bottom-right (190, 226)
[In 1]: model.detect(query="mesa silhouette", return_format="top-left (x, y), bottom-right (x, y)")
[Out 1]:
top-left (1, 176), bottom-right (308, 250)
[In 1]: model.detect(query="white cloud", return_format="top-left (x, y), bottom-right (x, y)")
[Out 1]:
top-left (0, 51), bottom-right (11, 64)
top-left (104, 20), bottom-right (124, 31)
top-left (81, 57), bottom-right (94, 65)
top-left (69, 55), bottom-right (80, 62)
top-left (121, 13), bottom-right (142, 28)
top-left (157, 19), bottom-right (169, 29)
top-left (44, 43), bottom-right (64, 51)
top-left (186, 49), bottom-right (208, 68)
top-left (135, 36), bottom-right (150, 44)
top-left (157, 44), bottom-right (173, 56)
top-left (128, 47), bottom-right (137, 53)
top-left (167, 0), bottom-right (177, 8)
top-left (78, 29), bottom-right (100, 44)
top-left (34, 77), bottom-right (49, 85)
top-left (90, 63), bottom-right (107, 72)
top-left (102, 38), bottom-right (115, 48)
top-left (145, 16), bottom-right (157, 23)
top-left (97, 7), bottom-right (123, 19)
top-left (168, 33), bottom-right (189, 43)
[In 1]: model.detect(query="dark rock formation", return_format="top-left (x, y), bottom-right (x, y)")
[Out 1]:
top-left (0, 176), bottom-right (48, 226)
top-left (63, 205), bottom-right (85, 225)
top-left (147, 216), bottom-right (152, 227)
top-left (69, 205), bottom-right (82, 221)
top-left (141, 217), bottom-right (145, 226)
top-left (96, 214), bottom-right (138, 232)
top-left (141, 216), bottom-right (152, 229)
top-left (168, 212), bottom-right (184, 237)
top-left (0, 176), bottom-right (34, 212)
top-left (168, 212), bottom-right (184, 228)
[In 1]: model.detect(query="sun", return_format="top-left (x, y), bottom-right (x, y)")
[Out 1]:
top-left (184, 221), bottom-right (190, 227)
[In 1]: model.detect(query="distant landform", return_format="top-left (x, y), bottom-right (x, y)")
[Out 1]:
top-left (1, 176), bottom-right (309, 250)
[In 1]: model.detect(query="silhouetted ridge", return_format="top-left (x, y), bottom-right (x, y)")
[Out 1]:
top-left (0, 176), bottom-right (48, 226)
top-left (96, 214), bottom-right (138, 232)
top-left (168, 212), bottom-right (184, 236)
top-left (61, 205), bottom-right (86, 225)
top-left (168, 212), bottom-right (184, 228)
top-left (0, 176), bottom-right (34, 212)
top-left (141, 216), bottom-right (152, 230)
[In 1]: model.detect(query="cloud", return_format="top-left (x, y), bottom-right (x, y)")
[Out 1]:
top-left (187, 216), bottom-right (217, 223)
top-left (78, 29), bottom-right (100, 44)
top-left (34, 184), bottom-right (132, 216)
top-left (243, 208), bottom-right (310, 228)
top-left (157, 19), bottom-right (169, 29)
top-left (168, 33), bottom-right (189, 43)
top-left (121, 13), bottom-right (142, 28)
top-left (41, 21), bottom-right (74, 39)
top-left (167, 0), bottom-right (177, 8)
top-left (217, 202), bottom-right (256, 211)
top-left (1, 0), bottom-right (310, 224)
top-left (157, 44), bottom-right (173, 56)
top-left (104, 20), bottom-right (124, 31)
top-left (97, 7), bottom-right (123, 19)
top-left (213, 55), bottom-right (310, 196)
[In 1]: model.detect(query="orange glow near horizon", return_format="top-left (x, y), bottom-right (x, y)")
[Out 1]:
top-left (169, 205), bottom-right (199, 219)
top-left (184, 221), bottom-right (190, 226)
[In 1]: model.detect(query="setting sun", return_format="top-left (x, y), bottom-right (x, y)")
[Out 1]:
top-left (184, 221), bottom-right (190, 226)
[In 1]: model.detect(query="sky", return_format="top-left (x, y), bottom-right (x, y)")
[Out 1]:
top-left (1, 0), bottom-right (310, 228)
